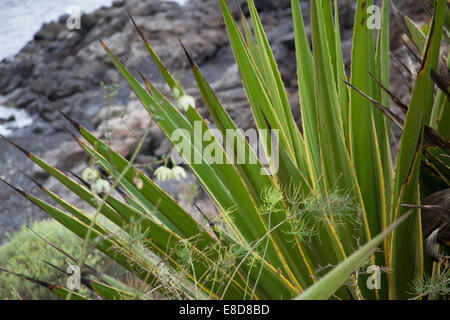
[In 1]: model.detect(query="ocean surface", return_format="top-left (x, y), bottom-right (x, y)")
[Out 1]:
top-left (0, 0), bottom-right (186, 135)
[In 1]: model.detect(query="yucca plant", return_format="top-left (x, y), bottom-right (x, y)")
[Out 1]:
top-left (1, 0), bottom-right (449, 300)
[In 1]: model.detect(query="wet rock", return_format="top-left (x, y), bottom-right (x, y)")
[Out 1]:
top-left (0, 115), bottom-right (15, 124)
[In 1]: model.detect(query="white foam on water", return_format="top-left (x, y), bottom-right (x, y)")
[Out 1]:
top-left (0, 104), bottom-right (33, 136)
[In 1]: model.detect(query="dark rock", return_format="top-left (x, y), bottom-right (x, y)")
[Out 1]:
top-left (58, 14), bottom-right (70, 24)
top-left (31, 122), bottom-right (47, 134)
top-left (34, 21), bottom-right (65, 41)
top-left (239, 0), bottom-right (291, 12)
top-left (15, 91), bottom-right (39, 109)
top-left (0, 115), bottom-right (15, 124)
top-left (113, 0), bottom-right (126, 7)
top-left (131, 1), bottom-right (179, 16)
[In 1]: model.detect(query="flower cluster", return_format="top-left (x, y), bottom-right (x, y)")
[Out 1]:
top-left (172, 87), bottom-right (195, 111)
top-left (82, 167), bottom-right (111, 194)
top-left (154, 165), bottom-right (187, 182)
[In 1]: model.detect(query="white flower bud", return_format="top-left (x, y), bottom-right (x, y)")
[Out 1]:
top-left (177, 94), bottom-right (195, 111)
top-left (171, 166), bottom-right (186, 181)
top-left (154, 166), bottom-right (172, 182)
top-left (82, 167), bottom-right (99, 183)
top-left (172, 87), bottom-right (181, 98)
top-left (91, 179), bottom-right (110, 194)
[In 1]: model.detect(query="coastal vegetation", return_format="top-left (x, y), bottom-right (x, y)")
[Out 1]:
top-left (0, 0), bottom-right (448, 300)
